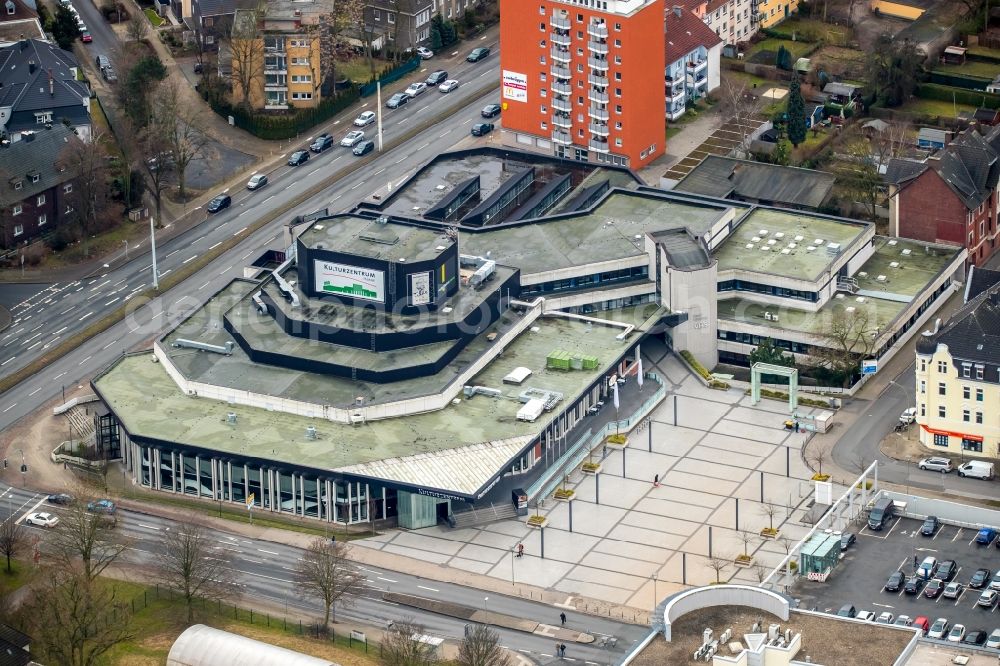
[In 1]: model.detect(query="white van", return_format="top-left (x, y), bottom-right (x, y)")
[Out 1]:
top-left (958, 460), bottom-right (995, 480)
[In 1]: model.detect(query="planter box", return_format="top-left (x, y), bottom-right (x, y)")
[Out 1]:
top-left (581, 462), bottom-right (602, 475)
top-left (552, 490), bottom-right (575, 502)
top-left (811, 473), bottom-right (830, 482)
top-left (760, 528), bottom-right (780, 539)
top-left (604, 436), bottom-right (629, 449)
top-left (734, 555), bottom-right (755, 568)
top-left (526, 516), bottom-right (548, 529)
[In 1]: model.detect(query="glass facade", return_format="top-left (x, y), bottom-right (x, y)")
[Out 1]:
top-left (521, 265), bottom-right (648, 296)
top-left (718, 279), bottom-right (818, 302)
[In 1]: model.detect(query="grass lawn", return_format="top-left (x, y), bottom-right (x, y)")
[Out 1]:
top-left (666, 125), bottom-right (684, 142)
top-left (335, 57), bottom-right (393, 83)
top-left (99, 580), bottom-right (379, 666)
top-left (143, 8), bottom-right (164, 27)
top-left (722, 68), bottom-right (773, 89)
top-left (900, 97), bottom-right (977, 118)
top-left (768, 17), bottom-right (854, 45)
top-left (933, 60), bottom-right (997, 79)
top-left (967, 45), bottom-right (1000, 60)
top-left (749, 38), bottom-right (814, 61)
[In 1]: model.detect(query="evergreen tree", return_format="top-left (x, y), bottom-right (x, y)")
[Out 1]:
top-left (786, 75), bottom-right (807, 148)
top-left (775, 45), bottom-right (792, 71)
top-left (749, 338), bottom-right (796, 384)
top-left (52, 4), bottom-right (81, 50)
top-left (430, 17), bottom-right (443, 51)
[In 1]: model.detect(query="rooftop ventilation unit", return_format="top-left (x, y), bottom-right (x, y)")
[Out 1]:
top-left (787, 243), bottom-right (797, 249)
top-left (780, 248), bottom-right (791, 254)
top-left (902, 248), bottom-right (912, 256)
top-left (814, 238), bottom-right (824, 245)
top-left (173, 339), bottom-right (235, 355)
top-left (856, 296), bottom-right (867, 303)
top-left (760, 246), bottom-right (770, 251)
top-left (890, 261), bottom-right (900, 268)
top-left (806, 246), bottom-right (816, 251)
top-left (888, 239), bottom-right (898, 245)
top-left (858, 271), bottom-right (868, 277)
top-left (826, 242), bottom-right (841, 254)
top-left (306, 426), bottom-right (317, 440)
top-left (435, 184), bottom-right (447, 190)
top-left (835, 293), bottom-right (845, 299)
top-left (876, 275), bottom-right (887, 282)
top-left (794, 235), bottom-right (804, 241)
top-left (759, 229), bottom-right (768, 235)
top-left (227, 412), bottom-right (237, 424)
top-left (314, 224), bottom-right (325, 230)
top-left (846, 306), bottom-right (855, 312)
top-left (774, 232), bottom-right (785, 238)
top-left (751, 236), bottom-right (761, 243)
top-left (436, 245), bottom-right (447, 251)
top-left (375, 216), bottom-right (388, 225)
top-left (745, 243), bottom-right (755, 249)
top-left (767, 239), bottom-right (777, 245)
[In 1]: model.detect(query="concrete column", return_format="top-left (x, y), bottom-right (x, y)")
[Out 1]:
top-left (169, 451), bottom-right (177, 493)
top-left (268, 468), bottom-right (276, 511)
top-left (381, 487), bottom-right (387, 519)
top-left (177, 453), bottom-right (184, 493)
top-left (151, 449), bottom-right (160, 490)
top-left (347, 482), bottom-right (353, 524)
top-left (330, 480), bottom-right (338, 523)
top-left (194, 455), bottom-right (201, 497)
top-left (208, 456), bottom-right (217, 499)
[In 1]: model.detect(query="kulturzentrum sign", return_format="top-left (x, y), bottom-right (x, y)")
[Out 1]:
top-left (314, 261), bottom-right (385, 303)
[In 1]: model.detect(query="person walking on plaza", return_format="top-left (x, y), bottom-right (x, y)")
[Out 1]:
top-left (517, 543), bottom-right (524, 558)
top-left (653, 474), bottom-right (659, 487)
top-left (560, 612), bottom-right (566, 626)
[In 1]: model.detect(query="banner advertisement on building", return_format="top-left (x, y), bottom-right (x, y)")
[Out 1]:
top-left (314, 261), bottom-right (385, 303)
top-left (502, 70), bottom-right (528, 102)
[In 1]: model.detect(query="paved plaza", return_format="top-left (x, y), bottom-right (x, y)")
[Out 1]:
top-left (358, 349), bottom-right (833, 610)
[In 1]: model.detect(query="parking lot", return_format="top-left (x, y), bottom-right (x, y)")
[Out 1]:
top-left (793, 515), bottom-right (1000, 641)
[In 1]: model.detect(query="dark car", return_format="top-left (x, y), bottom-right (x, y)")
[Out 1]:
top-left (353, 140), bottom-right (375, 156)
top-left (936, 560), bottom-right (959, 582)
top-left (921, 515), bottom-right (940, 536)
top-left (466, 47), bottom-right (490, 62)
top-left (310, 134), bottom-right (334, 153)
top-left (904, 576), bottom-right (925, 595)
top-left (481, 103), bottom-right (502, 118)
top-left (288, 150), bottom-right (310, 166)
top-left (386, 92), bottom-right (410, 109)
top-left (47, 493), bottom-right (74, 505)
top-left (194, 62), bottom-right (204, 74)
top-left (836, 604), bottom-right (856, 618)
top-left (471, 122), bottom-right (494, 137)
top-left (962, 630), bottom-right (988, 646)
top-left (425, 70), bottom-right (448, 86)
top-left (925, 578), bottom-right (944, 599)
top-left (976, 527), bottom-right (996, 545)
top-left (840, 532), bottom-right (856, 551)
top-left (885, 571), bottom-right (905, 592)
top-left (206, 194), bottom-right (232, 213)
top-left (970, 568), bottom-right (991, 589)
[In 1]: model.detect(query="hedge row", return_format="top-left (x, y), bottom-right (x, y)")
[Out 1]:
top-left (928, 71), bottom-right (992, 92)
top-left (680, 350), bottom-right (712, 381)
top-left (916, 82), bottom-right (1000, 110)
top-left (202, 87), bottom-right (360, 140)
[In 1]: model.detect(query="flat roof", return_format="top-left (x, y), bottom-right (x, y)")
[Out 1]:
top-left (714, 208), bottom-right (870, 282)
top-left (718, 236), bottom-right (961, 335)
top-left (297, 215), bottom-right (451, 263)
top-left (97, 301), bottom-right (660, 477)
top-left (460, 190), bottom-right (735, 276)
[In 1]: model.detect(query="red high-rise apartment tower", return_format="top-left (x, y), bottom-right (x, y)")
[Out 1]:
top-left (499, 0), bottom-right (666, 169)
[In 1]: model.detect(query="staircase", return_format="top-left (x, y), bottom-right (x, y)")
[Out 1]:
top-left (450, 503), bottom-right (518, 529)
top-left (65, 406), bottom-right (95, 442)
top-left (837, 276), bottom-right (859, 294)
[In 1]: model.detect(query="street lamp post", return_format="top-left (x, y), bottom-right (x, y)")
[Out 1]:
top-left (16, 448), bottom-right (25, 488)
top-left (510, 546), bottom-right (515, 586)
top-left (483, 596), bottom-right (489, 627)
top-left (123, 240), bottom-right (129, 261)
top-left (149, 215), bottom-right (159, 290)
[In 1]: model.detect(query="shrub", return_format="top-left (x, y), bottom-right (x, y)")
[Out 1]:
top-left (606, 434), bottom-right (627, 445)
top-left (553, 488), bottom-right (574, 500)
top-left (917, 83), bottom-right (1000, 110)
top-left (581, 461), bottom-right (601, 473)
top-left (680, 350), bottom-right (713, 381)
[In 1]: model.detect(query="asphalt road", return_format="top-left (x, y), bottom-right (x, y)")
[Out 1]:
top-left (0, 64), bottom-right (502, 405)
top-left (0, 484), bottom-right (648, 662)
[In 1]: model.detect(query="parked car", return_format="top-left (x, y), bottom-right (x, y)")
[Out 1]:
top-left (86, 499), bottom-right (116, 514)
top-left (920, 515), bottom-right (940, 536)
top-left (947, 624), bottom-right (967, 643)
top-left (466, 46), bottom-right (490, 62)
top-left (288, 150), bottom-right (310, 166)
top-left (481, 103), bottom-right (502, 118)
top-left (904, 576), bottom-right (925, 595)
top-left (985, 629), bottom-right (1000, 649)
top-left (80, 32), bottom-right (92, 42)
top-left (899, 407), bottom-right (917, 425)
top-left (47, 492), bottom-right (74, 505)
top-left (990, 570), bottom-right (1000, 590)
top-left (912, 616), bottom-right (931, 635)
top-left (893, 615), bottom-right (913, 627)
top-left (310, 134), bottom-right (334, 152)
top-left (917, 556), bottom-right (938, 580)
top-left (425, 70), bottom-right (448, 86)
top-left (958, 460), bottom-right (995, 479)
top-left (96, 54), bottom-right (110, 69)
top-left (193, 62), bottom-right (203, 74)
top-left (918, 456), bottom-right (953, 473)
top-left (386, 92), bottom-right (410, 108)
top-left (340, 130), bottom-right (365, 147)
top-left (102, 65), bottom-right (118, 83)
top-left (928, 618), bottom-right (950, 640)
top-left (875, 611), bottom-right (895, 624)
top-left (925, 579), bottom-right (944, 599)
top-left (836, 604), bottom-right (857, 618)
top-left (943, 582), bottom-right (963, 599)
top-left (206, 194), bottom-right (232, 213)
top-left (353, 140), bottom-right (375, 156)
top-left (976, 527), bottom-right (997, 545)
top-left (885, 570), bottom-right (905, 592)
top-left (246, 173), bottom-right (268, 190)
top-left (404, 82), bottom-right (427, 97)
top-left (962, 630), bottom-right (988, 646)
top-left (856, 610), bottom-right (876, 622)
top-left (978, 590), bottom-right (998, 607)
top-left (438, 79), bottom-right (460, 93)
top-left (936, 560), bottom-right (959, 582)
top-left (970, 568), bottom-right (991, 589)
top-left (25, 512), bottom-right (59, 528)
top-left (471, 122), bottom-right (494, 137)
top-left (353, 111), bottom-right (376, 127)
top-left (839, 532), bottom-right (856, 551)
top-left (415, 46), bottom-right (433, 59)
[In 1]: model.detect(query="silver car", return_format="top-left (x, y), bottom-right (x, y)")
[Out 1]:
top-left (918, 457), bottom-right (953, 473)
top-left (340, 130), bottom-right (365, 147)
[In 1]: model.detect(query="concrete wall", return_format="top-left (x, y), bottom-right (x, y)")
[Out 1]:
top-left (881, 489), bottom-right (1000, 529)
top-left (661, 255), bottom-right (718, 370)
top-left (661, 585), bottom-right (790, 641)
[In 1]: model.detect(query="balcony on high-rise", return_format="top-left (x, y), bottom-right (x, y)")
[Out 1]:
top-left (589, 122), bottom-right (609, 136)
top-left (588, 73), bottom-right (609, 87)
top-left (551, 64), bottom-right (571, 80)
top-left (551, 47), bottom-right (572, 64)
top-left (552, 112), bottom-right (573, 128)
top-left (589, 138), bottom-right (610, 153)
top-left (588, 105), bottom-right (609, 121)
top-left (587, 40), bottom-right (608, 55)
top-left (588, 57), bottom-right (609, 71)
top-left (551, 14), bottom-right (570, 30)
top-left (587, 23), bottom-right (608, 39)
top-left (550, 30), bottom-right (571, 47)
top-left (552, 81), bottom-right (572, 96)
top-left (552, 97), bottom-right (572, 112)
top-left (588, 89), bottom-right (609, 104)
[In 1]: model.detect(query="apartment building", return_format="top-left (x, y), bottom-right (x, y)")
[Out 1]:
top-left (694, 0), bottom-right (756, 46)
top-left (499, 0), bottom-right (667, 169)
top-left (914, 279), bottom-right (1000, 458)
top-left (664, 5), bottom-right (721, 120)
top-left (364, 0), bottom-right (433, 51)
top-left (230, 0), bottom-right (327, 110)
top-left (757, 0), bottom-right (799, 28)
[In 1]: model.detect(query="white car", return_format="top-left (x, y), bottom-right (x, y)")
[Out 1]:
top-left (438, 79), bottom-right (459, 93)
top-left (340, 130), bottom-right (365, 147)
top-left (353, 111), bottom-right (376, 127)
top-left (899, 407), bottom-right (917, 424)
top-left (856, 610), bottom-right (876, 622)
top-left (416, 46), bottom-right (433, 59)
top-left (246, 173), bottom-right (268, 190)
top-left (947, 624), bottom-right (966, 643)
top-left (404, 82), bottom-right (427, 97)
top-left (25, 512), bottom-right (59, 528)
top-left (928, 618), bottom-right (950, 640)
top-left (875, 611), bottom-right (895, 624)
top-left (986, 629), bottom-right (1000, 649)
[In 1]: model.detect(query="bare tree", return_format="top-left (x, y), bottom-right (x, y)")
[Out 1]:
top-left (159, 522), bottom-right (233, 622)
top-left (49, 496), bottom-right (128, 583)
top-left (706, 555), bottom-right (730, 584)
top-left (58, 131), bottom-right (109, 255)
top-left (810, 307), bottom-right (878, 386)
top-left (752, 562), bottom-right (770, 584)
top-left (228, 3), bottom-right (267, 109)
top-left (718, 78), bottom-right (763, 158)
top-left (457, 623), bottom-right (512, 666)
top-left (295, 538), bottom-right (365, 630)
top-left (140, 122), bottom-right (174, 226)
top-left (153, 81), bottom-right (207, 201)
top-left (125, 10), bottom-right (149, 45)
top-left (835, 137), bottom-right (884, 224)
top-left (868, 120), bottom-right (910, 168)
top-left (23, 567), bottom-right (134, 666)
top-left (0, 515), bottom-right (23, 573)
top-left (311, 0), bottom-right (364, 96)
top-left (759, 502), bottom-right (780, 532)
top-left (807, 443), bottom-right (832, 477)
top-left (380, 619), bottom-right (438, 666)
top-left (737, 529), bottom-right (758, 560)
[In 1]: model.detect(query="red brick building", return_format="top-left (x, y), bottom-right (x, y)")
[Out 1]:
top-left (499, 0), bottom-right (666, 169)
top-left (886, 128), bottom-right (1000, 267)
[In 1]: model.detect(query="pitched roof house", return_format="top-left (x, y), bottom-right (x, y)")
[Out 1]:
top-left (0, 38), bottom-right (91, 142)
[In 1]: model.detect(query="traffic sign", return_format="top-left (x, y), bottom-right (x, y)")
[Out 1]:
top-left (246, 493), bottom-right (255, 508)
top-left (861, 359), bottom-right (878, 375)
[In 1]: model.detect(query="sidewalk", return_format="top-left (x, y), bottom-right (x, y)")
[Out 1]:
top-left (635, 107), bottom-right (724, 186)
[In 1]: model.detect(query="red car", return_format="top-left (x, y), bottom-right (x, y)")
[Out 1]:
top-left (81, 32), bottom-right (92, 42)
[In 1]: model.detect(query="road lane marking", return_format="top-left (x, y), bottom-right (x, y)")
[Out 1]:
top-left (28, 388), bottom-right (40, 396)
top-left (137, 523), bottom-right (161, 530)
top-left (418, 142), bottom-right (429, 150)
top-left (78, 356), bottom-right (92, 366)
top-left (198, 282), bottom-right (210, 290)
top-left (257, 548), bottom-right (279, 555)
top-left (105, 297), bottom-right (119, 306)
top-left (1, 403), bottom-right (15, 413)
top-left (166, 250), bottom-right (180, 258)
top-left (234, 227), bottom-right (248, 236)
top-left (209, 242), bottom-right (222, 250)
top-left (183, 256), bottom-right (197, 264)
top-left (417, 585), bottom-right (439, 592)
top-left (102, 339), bottom-right (119, 350)
top-left (376, 576), bottom-right (397, 583)
top-left (78, 311), bottom-right (93, 322)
